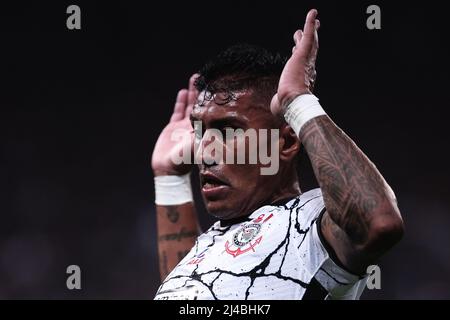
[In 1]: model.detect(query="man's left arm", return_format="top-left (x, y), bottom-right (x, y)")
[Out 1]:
top-left (300, 114), bottom-right (404, 275)
top-left (272, 9), bottom-right (404, 275)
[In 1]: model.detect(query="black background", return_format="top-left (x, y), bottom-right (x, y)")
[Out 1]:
top-left (0, 1), bottom-right (449, 299)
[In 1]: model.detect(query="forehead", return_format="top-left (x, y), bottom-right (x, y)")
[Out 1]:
top-left (191, 90), bottom-right (271, 124)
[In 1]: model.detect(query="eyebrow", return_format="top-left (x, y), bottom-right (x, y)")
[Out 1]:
top-left (190, 114), bottom-right (247, 128)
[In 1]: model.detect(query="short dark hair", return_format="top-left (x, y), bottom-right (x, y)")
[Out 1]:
top-left (195, 44), bottom-right (286, 107)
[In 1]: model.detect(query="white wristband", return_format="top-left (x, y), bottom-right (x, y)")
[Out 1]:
top-left (284, 94), bottom-right (327, 136)
top-left (154, 173), bottom-right (193, 206)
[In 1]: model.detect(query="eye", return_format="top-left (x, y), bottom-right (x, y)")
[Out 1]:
top-left (222, 126), bottom-right (236, 131)
top-left (222, 126), bottom-right (244, 139)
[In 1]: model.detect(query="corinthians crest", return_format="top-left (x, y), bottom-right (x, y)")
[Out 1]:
top-left (234, 223), bottom-right (261, 247)
top-left (225, 213), bottom-right (273, 257)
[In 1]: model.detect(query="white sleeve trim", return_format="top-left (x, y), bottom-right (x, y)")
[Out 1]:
top-left (311, 216), bottom-right (368, 299)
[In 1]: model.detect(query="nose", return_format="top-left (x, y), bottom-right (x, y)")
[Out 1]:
top-left (195, 129), bottom-right (224, 167)
top-left (201, 155), bottom-right (219, 168)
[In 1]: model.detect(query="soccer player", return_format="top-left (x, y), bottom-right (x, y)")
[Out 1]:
top-left (151, 9), bottom-right (404, 300)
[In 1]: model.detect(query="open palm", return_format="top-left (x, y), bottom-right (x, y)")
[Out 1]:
top-left (271, 9), bottom-right (320, 116)
top-left (151, 75), bottom-right (198, 176)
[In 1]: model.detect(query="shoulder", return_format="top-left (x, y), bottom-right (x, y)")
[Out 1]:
top-left (299, 188), bottom-right (324, 204)
top-left (287, 188), bottom-right (325, 222)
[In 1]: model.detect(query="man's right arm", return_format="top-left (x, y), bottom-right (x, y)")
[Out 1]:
top-left (156, 202), bottom-right (199, 280)
top-left (152, 75), bottom-right (200, 280)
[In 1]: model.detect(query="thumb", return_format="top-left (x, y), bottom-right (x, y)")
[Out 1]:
top-left (270, 93), bottom-right (281, 115)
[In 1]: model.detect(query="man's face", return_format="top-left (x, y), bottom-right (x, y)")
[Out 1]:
top-left (190, 90), bottom-right (280, 220)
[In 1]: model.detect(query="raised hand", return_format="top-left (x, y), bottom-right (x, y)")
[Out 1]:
top-left (271, 9), bottom-right (320, 116)
top-left (151, 74), bottom-right (198, 176)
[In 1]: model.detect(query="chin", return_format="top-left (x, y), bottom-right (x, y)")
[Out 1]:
top-left (205, 200), bottom-right (236, 219)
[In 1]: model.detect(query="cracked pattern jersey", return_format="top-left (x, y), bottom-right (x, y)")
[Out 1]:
top-left (154, 189), bottom-right (368, 300)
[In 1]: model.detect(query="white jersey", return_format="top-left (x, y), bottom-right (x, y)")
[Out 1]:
top-left (154, 188), bottom-right (367, 300)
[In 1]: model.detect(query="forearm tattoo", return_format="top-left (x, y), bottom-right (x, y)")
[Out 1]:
top-left (299, 116), bottom-right (390, 244)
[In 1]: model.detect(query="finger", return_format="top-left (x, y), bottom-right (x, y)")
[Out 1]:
top-left (301, 9), bottom-right (318, 49)
top-left (292, 30), bottom-right (303, 54)
top-left (186, 74), bottom-right (199, 118)
top-left (311, 19), bottom-right (320, 60)
top-left (270, 93), bottom-right (280, 115)
top-left (293, 29), bottom-right (303, 46)
top-left (171, 89), bottom-right (188, 122)
top-left (187, 73), bottom-right (199, 106)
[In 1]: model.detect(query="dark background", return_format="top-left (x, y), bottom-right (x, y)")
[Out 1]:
top-left (1, 1), bottom-right (449, 299)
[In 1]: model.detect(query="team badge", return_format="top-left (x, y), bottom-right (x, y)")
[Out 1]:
top-left (233, 223), bottom-right (262, 247)
top-left (225, 213), bottom-right (273, 257)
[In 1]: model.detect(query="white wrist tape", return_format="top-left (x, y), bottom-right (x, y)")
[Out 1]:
top-left (284, 94), bottom-right (327, 136)
top-left (154, 173), bottom-right (193, 205)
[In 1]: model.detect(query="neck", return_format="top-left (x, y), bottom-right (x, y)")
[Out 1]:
top-left (267, 165), bottom-right (301, 206)
top-left (219, 176), bottom-right (301, 227)
top-left (268, 182), bottom-right (301, 205)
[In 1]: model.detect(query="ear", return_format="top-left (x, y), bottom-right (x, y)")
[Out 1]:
top-left (279, 124), bottom-right (301, 162)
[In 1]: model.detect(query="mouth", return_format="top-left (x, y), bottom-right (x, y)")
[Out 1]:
top-left (200, 172), bottom-right (230, 199)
